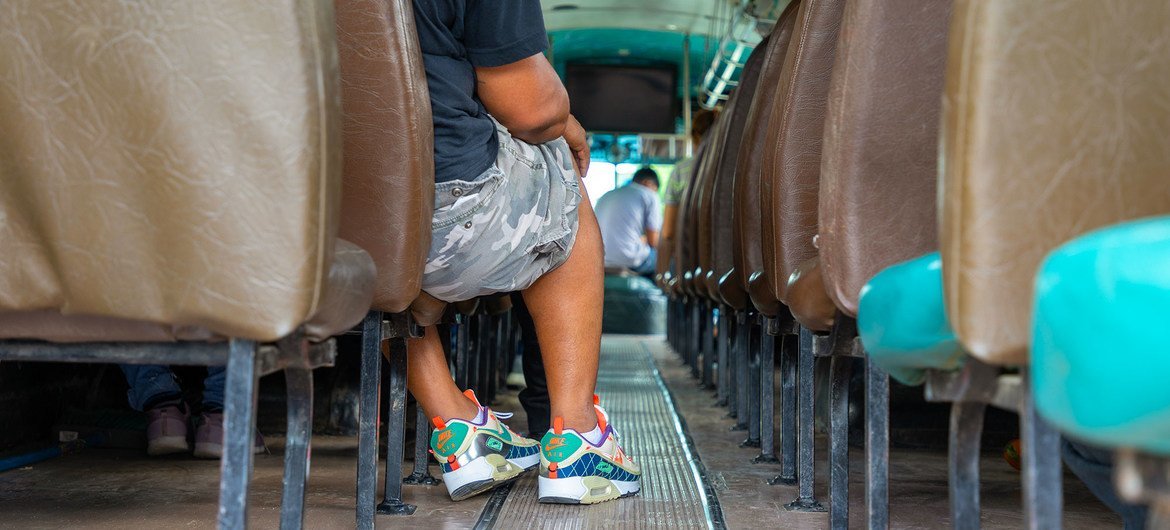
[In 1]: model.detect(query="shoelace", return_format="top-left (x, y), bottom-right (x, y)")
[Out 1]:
top-left (491, 410), bottom-right (514, 420)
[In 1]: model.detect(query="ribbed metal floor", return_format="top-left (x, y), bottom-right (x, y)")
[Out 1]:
top-left (480, 336), bottom-right (718, 529)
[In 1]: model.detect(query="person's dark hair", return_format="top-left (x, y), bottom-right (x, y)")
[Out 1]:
top-left (632, 167), bottom-right (659, 189)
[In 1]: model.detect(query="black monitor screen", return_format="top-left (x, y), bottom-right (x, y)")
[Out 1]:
top-left (565, 64), bottom-right (677, 134)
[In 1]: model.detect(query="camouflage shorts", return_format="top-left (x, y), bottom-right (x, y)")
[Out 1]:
top-left (421, 119), bottom-right (582, 302)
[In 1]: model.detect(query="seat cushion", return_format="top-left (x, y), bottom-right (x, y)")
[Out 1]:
top-left (0, 239), bottom-right (375, 343)
top-left (603, 275), bottom-right (666, 335)
top-left (1032, 217), bottom-right (1170, 455)
top-left (858, 253), bottom-right (964, 386)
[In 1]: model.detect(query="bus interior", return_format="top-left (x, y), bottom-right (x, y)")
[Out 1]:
top-left (1, 0), bottom-right (1168, 529)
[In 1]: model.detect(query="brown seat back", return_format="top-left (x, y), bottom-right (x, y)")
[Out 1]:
top-left (732, 2), bottom-right (801, 315)
top-left (817, 0), bottom-right (953, 318)
top-left (0, 0), bottom-right (341, 342)
top-left (940, 0), bottom-right (1170, 365)
top-left (706, 34), bottom-right (771, 308)
top-left (679, 132), bottom-right (718, 297)
top-left (694, 102), bottom-right (732, 301)
top-left (335, 0), bottom-right (434, 314)
top-left (759, 0), bottom-right (846, 307)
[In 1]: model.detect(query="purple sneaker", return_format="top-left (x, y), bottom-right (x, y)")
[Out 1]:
top-left (145, 404), bottom-right (190, 456)
top-left (194, 412), bottom-right (265, 459)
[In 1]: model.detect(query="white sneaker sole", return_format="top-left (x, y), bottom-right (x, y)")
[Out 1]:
top-left (538, 475), bottom-right (640, 504)
top-left (443, 452), bottom-right (539, 501)
top-left (146, 436), bottom-right (189, 456)
top-left (193, 442), bottom-right (265, 459)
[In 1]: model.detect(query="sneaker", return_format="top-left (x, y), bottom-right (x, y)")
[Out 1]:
top-left (193, 412), bottom-right (266, 459)
top-left (145, 404), bottom-right (190, 456)
top-left (538, 395), bottom-right (641, 504)
top-left (431, 390), bottom-right (540, 501)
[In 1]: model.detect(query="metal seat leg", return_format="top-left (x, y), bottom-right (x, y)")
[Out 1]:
top-left (731, 313), bottom-right (750, 431)
top-left (377, 334), bottom-right (415, 515)
top-left (742, 317), bottom-right (762, 448)
top-left (280, 367), bottom-right (313, 530)
top-left (1021, 370), bottom-right (1062, 530)
top-left (403, 405), bottom-right (440, 486)
top-left (725, 314), bottom-right (739, 418)
top-left (693, 301), bottom-right (706, 379)
top-left (219, 339), bottom-right (260, 530)
top-left (829, 355), bottom-right (855, 529)
top-left (702, 306), bottom-right (717, 389)
top-left (949, 401), bottom-right (985, 530)
top-left (715, 312), bottom-right (730, 406)
top-left (865, 357), bottom-right (890, 530)
top-left (771, 333), bottom-right (798, 485)
top-left (754, 318), bottom-right (779, 464)
top-left (786, 328), bottom-right (825, 512)
top-left (357, 312), bottom-right (382, 530)
top-left (455, 314), bottom-right (470, 389)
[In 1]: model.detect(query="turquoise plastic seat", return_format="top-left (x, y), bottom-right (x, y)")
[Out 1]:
top-left (858, 252), bottom-right (965, 386)
top-left (1032, 216), bottom-right (1170, 455)
top-left (603, 275), bottom-right (667, 334)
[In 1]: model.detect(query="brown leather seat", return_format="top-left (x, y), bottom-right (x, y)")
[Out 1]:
top-left (675, 135), bottom-right (716, 298)
top-left (806, 0), bottom-right (953, 326)
top-left (688, 118), bottom-right (725, 300)
top-left (0, 0), bottom-right (373, 343)
top-left (757, 0), bottom-right (847, 329)
top-left (334, 0), bottom-right (438, 325)
top-left (693, 108), bottom-right (727, 302)
top-left (703, 34), bottom-right (770, 309)
top-left (940, 0), bottom-right (1170, 365)
top-left (730, 1), bottom-right (801, 316)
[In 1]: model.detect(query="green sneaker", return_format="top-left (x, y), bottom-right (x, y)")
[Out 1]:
top-left (430, 390), bottom-right (540, 501)
top-left (538, 395), bottom-right (641, 504)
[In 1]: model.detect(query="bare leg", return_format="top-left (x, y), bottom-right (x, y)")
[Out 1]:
top-left (404, 327), bottom-right (478, 422)
top-left (521, 183), bottom-right (603, 432)
top-left (405, 180), bottom-right (603, 432)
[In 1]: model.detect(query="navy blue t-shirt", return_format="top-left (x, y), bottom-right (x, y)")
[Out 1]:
top-left (412, 0), bottom-right (550, 183)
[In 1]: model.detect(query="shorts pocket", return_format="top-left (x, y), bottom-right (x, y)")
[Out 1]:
top-left (432, 169), bottom-right (505, 230)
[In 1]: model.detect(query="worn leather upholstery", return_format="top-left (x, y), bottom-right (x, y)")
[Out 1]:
top-left (0, 241), bottom-right (376, 343)
top-left (335, 0), bottom-right (435, 317)
top-left (693, 112), bottom-right (728, 302)
top-left (0, 0), bottom-right (373, 343)
top-left (690, 118), bottom-right (725, 300)
top-left (704, 35), bottom-right (770, 309)
top-left (817, 0), bottom-right (952, 319)
top-left (758, 0), bottom-right (846, 317)
top-left (676, 136), bottom-right (715, 298)
top-left (731, 1), bottom-right (801, 316)
top-left (940, 0), bottom-right (1170, 365)
top-left (786, 258), bottom-right (835, 331)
